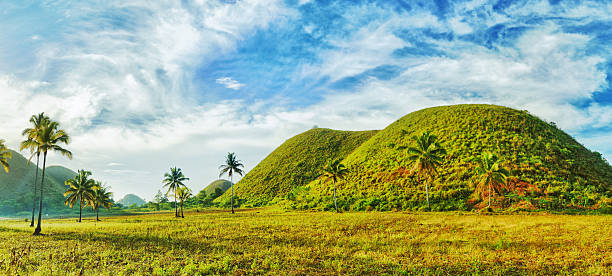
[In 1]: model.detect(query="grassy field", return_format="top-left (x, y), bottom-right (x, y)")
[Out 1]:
top-left (0, 209), bottom-right (610, 275)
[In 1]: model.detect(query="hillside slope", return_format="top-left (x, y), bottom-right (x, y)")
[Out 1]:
top-left (217, 128), bottom-right (379, 205)
top-left (0, 150), bottom-right (78, 215)
top-left (203, 180), bottom-right (232, 195)
top-left (295, 104), bottom-right (611, 211)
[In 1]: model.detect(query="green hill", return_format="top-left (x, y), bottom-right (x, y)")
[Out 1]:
top-left (203, 179), bottom-right (232, 195)
top-left (117, 194), bottom-right (146, 207)
top-left (217, 128), bottom-right (379, 205)
top-left (286, 104), bottom-right (611, 211)
top-left (0, 150), bottom-right (78, 215)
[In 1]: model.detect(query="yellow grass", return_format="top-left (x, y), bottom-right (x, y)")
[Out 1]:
top-left (0, 209), bottom-right (610, 275)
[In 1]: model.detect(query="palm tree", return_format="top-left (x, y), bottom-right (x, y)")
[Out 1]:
top-left (89, 181), bottom-right (113, 221)
top-left (219, 152), bottom-right (244, 214)
top-left (406, 131), bottom-right (446, 211)
top-left (475, 152), bottom-right (509, 209)
top-left (21, 112), bottom-right (50, 227)
top-left (64, 170), bottom-right (96, 222)
top-left (176, 186), bottom-right (192, 218)
top-left (0, 139), bottom-right (12, 173)
top-left (32, 119), bottom-right (72, 235)
top-left (319, 159), bottom-right (348, 213)
top-left (162, 167), bottom-right (189, 217)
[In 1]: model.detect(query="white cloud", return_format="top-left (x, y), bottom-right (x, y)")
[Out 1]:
top-left (216, 77), bottom-right (245, 90)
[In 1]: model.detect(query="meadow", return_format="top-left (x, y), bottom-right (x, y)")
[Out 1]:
top-left (0, 209), bottom-right (610, 275)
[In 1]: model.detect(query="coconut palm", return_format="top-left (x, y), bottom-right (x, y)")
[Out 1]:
top-left (0, 139), bottom-right (12, 173)
top-left (32, 119), bottom-right (72, 235)
top-left (20, 112), bottom-right (50, 227)
top-left (219, 152), bottom-right (244, 214)
top-left (475, 152), bottom-right (509, 209)
top-left (89, 181), bottom-right (113, 221)
top-left (176, 186), bottom-right (192, 218)
top-left (406, 131), bottom-right (446, 211)
top-left (162, 167), bottom-right (189, 217)
top-left (64, 170), bottom-right (96, 222)
top-left (319, 159), bottom-right (348, 213)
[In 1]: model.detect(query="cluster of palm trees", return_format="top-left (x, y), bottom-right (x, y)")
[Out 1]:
top-left (162, 152), bottom-right (244, 217)
top-left (0, 113), bottom-right (115, 234)
top-left (319, 131), bottom-right (510, 212)
top-left (64, 170), bottom-right (113, 222)
top-left (20, 113), bottom-right (73, 235)
top-left (162, 167), bottom-right (191, 218)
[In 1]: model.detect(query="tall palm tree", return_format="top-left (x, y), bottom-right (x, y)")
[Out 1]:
top-left (32, 119), bottom-right (72, 235)
top-left (176, 186), bottom-right (192, 218)
top-left (20, 112), bottom-right (50, 227)
top-left (406, 131), bottom-right (446, 211)
top-left (64, 170), bottom-right (96, 222)
top-left (475, 152), bottom-right (509, 209)
top-left (162, 167), bottom-right (189, 217)
top-left (219, 152), bottom-right (244, 214)
top-left (0, 139), bottom-right (12, 173)
top-left (89, 181), bottom-right (113, 221)
top-left (319, 159), bottom-right (348, 213)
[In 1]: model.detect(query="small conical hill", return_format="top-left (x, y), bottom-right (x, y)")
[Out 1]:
top-left (218, 128), bottom-right (378, 205)
top-left (203, 180), bottom-right (232, 195)
top-left (297, 104), bottom-right (611, 211)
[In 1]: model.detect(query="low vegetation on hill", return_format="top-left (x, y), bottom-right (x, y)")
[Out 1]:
top-left (217, 128), bottom-right (378, 205)
top-left (284, 105), bottom-right (611, 212)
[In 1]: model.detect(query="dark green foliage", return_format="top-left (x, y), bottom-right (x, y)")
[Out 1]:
top-left (296, 104), bottom-right (611, 211)
top-left (220, 128), bottom-right (378, 205)
top-left (0, 150), bottom-right (77, 215)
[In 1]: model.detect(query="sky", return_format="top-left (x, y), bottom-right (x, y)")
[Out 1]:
top-left (0, 0), bottom-right (611, 201)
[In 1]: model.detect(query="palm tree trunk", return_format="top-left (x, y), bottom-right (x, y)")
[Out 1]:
top-left (79, 200), bottom-right (82, 223)
top-left (33, 152), bottom-right (47, 235)
top-left (96, 208), bottom-right (99, 221)
top-left (174, 191), bottom-right (178, 217)
top-left (181, 201), bottom-right (184, 218)
top-left (488, 182), bottom-right (491, 208)
top-left (333, 179), bottom-right (338, 213)
top-left (231, 175), bottom-right (234, 214)
top-left (425, 179), bottom-right (430, 211)
top-left (30, 153), bottom-right (40, 227)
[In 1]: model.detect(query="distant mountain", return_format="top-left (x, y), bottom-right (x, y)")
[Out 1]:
top-left (0, 150), bottom-right (77, 215)
top-left (203, 179), bottom-right (232, 196)
top-left (117, 194), bottom-right (146, 207)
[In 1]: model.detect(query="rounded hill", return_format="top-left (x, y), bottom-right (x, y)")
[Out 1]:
top-left (297, 104), bottom-right (611, 211)
top-left (203, 179), bottom-right (232, 195)
top-left (218, 128), bottom-right (379, 205)
top-left (117, 194), bottom-right (146, 207)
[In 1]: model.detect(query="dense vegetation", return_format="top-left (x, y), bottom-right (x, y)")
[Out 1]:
top-left (0, 150), bottom-right (77, 216)
top-left (0, 210), bottom-right (609, 275)
top-left (289, 105), bottom-right (611, 212)
top-left (218, 128), bottom-right (378, 205)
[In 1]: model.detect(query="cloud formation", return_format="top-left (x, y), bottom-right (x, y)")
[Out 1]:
top-left (216, 77), bottom-right (245, 90)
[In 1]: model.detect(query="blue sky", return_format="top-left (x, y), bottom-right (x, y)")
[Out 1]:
top-left (0, 0), bottom-right (610, 200)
